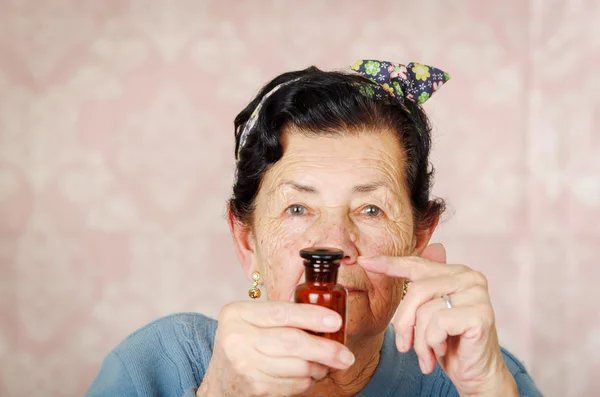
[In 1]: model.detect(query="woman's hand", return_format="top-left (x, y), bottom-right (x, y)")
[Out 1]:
top-left (358, 243), bottom-right (519, 397)
top-left (196, 301), bottom-right (355, 397)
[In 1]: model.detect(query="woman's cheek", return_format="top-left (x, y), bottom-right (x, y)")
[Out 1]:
top-left (359, 221), bottom-right (409, 311)
top-left (260, 218), bottom-right (311, 301)
top-left (356, 220), bottom-right (412, 257)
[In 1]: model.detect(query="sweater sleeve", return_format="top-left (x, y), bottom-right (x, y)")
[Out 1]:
top-left (501, 347), bottom-right (544, 397)
top-left (180, 387), bottom-right (199, 397)
top-left (85, 351), bottom-right (139, 397)
top-left (85, 351), bottom-right (201, 397)
top-left (513, 370), bottom-right (543, 397)
top-left (84, 313), bottom-right (217, 397)
top-left (425, 347), bottom-right (544, 397)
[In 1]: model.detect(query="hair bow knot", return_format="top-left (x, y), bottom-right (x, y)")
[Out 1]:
top-left (350, 60), bottom-right (450, 104)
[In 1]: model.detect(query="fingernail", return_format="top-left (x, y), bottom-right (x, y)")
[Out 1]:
top-left (323, 315), bottom-right (341, 329)
top-left (418, 357), bottom-right (426, 373)
top-left (339, 349), bottom-right (355, 366)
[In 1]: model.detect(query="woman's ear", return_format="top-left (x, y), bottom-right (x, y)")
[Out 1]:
top-left (411, 215), bottom-right (440, 256)
top-left (227, 206), bottom-right (259, 279)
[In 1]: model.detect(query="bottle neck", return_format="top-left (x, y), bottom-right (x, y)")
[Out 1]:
top-left (303, 261), bottom-right (339, 284)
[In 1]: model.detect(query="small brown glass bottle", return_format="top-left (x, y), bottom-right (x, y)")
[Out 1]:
top-left (294, 247), bottom-right (348, 344)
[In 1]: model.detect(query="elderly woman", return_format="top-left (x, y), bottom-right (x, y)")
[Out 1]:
top-left (86, 60), bottom-right (542, 397)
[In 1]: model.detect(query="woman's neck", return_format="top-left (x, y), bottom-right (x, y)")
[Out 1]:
top-left (299, 331), bottom-right (385, 397)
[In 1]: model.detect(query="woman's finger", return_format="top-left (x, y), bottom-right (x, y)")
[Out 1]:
top-left (222, 301), bottom-right (343, 333)
top-left (423, 303), bottom-right (496, 368)
top-left (254, 327), bottom-right (355, 370)
top-left (242, 374), bottom-right (316, 397)
top-left (358, 255), bottom-right (469, 281)
top-left (411, 288), bottom-right (495, 374)
top-left (394, 271), bottom-right (489, 350)
top-left (255, 356), bottom-right (329, 380)
top-left (412, 298), bottom-right (443, 374)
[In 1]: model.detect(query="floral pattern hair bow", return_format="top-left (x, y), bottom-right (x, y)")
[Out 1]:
top-left (350, 60), bottom-right (450, 105)
top-left (235, 60), bottom-right (450, 182)
top-left (236, 78), bottom-right (301, 160)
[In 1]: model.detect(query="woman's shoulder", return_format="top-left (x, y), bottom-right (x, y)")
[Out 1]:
top-left (117, 312), bottom-right (218, 349)
top-left (86, 313), bottom-right (217, 397)
top-left (112, 312), bottom-right (218, 367)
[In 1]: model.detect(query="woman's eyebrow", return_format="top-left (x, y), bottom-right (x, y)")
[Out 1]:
top-left (351, 181), bottom-right (388, 194)
top-left (270, 180), bottom-right (392, 195)
top-left (270, 180), bottom-right (318, 195)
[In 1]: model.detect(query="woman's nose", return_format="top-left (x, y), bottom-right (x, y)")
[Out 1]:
top-left (309, 215), bottom-right (359, 266)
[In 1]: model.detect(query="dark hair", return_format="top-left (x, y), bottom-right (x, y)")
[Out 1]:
top-left (229, 66), bottom-right (445, 231)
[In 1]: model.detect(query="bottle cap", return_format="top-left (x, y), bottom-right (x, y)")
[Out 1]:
top-left (299, 247), bottom-right (344, 261)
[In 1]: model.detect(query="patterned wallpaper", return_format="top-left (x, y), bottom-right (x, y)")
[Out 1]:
top-left (0, 1), bottom-right (598, 396)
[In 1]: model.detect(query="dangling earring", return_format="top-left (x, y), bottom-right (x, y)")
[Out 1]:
top-left (248, 271), bottom-right (261, 299)
top-left (402, 280), bottom-right (411, 300)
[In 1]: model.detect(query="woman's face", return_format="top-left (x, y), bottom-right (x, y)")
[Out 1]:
top-left (245, 128), bottom-right (422, 337)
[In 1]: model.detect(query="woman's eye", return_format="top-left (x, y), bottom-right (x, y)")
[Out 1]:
top-left (286, 205), bottom-right (307, 216)
top-left (361, 205), bottom-right (383, 217)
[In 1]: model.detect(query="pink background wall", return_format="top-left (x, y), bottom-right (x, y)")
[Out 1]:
top-left (1, 1), bottom-right (598, 396)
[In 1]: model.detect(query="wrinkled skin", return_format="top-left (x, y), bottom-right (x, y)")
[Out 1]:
top-left (197, 129), bottom-right (518, 397)
top-left (253, 130), bottom-right (414, 340)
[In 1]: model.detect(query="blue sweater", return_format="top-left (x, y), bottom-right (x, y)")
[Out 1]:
top-left (85, 313), bottom-right (542, 397)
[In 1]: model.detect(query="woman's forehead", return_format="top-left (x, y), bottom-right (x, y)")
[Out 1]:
top-left (281, 127), bottom-right (403, 156)
top-left (262, 131), bottom-right (407, 192)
